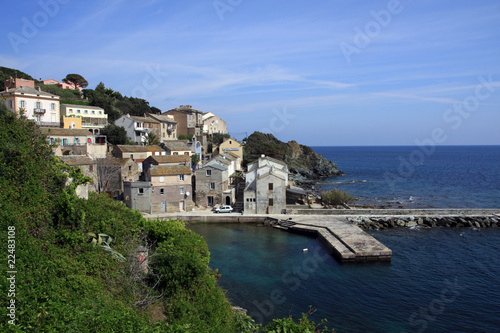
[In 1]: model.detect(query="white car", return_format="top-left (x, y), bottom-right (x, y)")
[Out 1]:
top-left (215, 205), bottom-right (233, 213)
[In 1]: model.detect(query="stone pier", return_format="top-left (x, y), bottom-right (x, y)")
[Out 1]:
top-left (274, 216), bottom-right (392, 263)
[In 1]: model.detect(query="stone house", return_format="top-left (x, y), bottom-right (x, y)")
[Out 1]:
top-left (195, 159), bottom-right (235, 207)
top-left (59, 155), bottom-right (99, 198)
top-left (244, 156), bottom-right (289, 214)
top-left (147, 165), bottom-right (193, 213)
top-left (142, 155), bottom-right (191, 179)
top-left (163, 105), bottom-right (204, 137)
top-left (112, 145), bottom-right (166, 172)
top-left (123, 181), bottom-right (152, 213)
top-left (161, 140), bottom-right (192, 156)
top-left (97, 158), bottom-right (139, 198)
top-left (146, 113), bottom-right (178, 141)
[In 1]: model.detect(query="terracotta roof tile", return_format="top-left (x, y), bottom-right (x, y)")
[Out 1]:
top-left (150, 165), bottom-right (192, 176)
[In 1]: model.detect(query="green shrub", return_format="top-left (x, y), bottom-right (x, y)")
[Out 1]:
top-left (321, 189), bottom-right (356, 207)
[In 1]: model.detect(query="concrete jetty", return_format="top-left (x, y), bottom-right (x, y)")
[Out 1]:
top-left (273, 216), bottom-right (392, 263)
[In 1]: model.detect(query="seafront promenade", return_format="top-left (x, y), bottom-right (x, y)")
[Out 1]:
top-left (143, 208), bottom-right (500, 263)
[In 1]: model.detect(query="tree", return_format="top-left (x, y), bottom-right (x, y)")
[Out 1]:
top-left (144, 131), bottom-right (160, 146)
top-left (62, 73), bottom-right (89, 90)
top-left (191, 154), bottom-right (200, 167)
top-left (101, 124), bottom-right (128, 145)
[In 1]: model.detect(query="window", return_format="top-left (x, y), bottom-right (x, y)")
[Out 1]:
top-left (208, 196), bottom-right (214, 206)
top-left (91, 110), bottom-right (95, 114)
top-left (128, 165), bottom-right (132, 171)
top-left (89, 165), bottom-right (94, 172)
top-left (77, 109), bottom-right (81, 113)
top-left (178, 175), bottom-right (185, 181)
top-left (160, 176), bottom-right (165, 182)
top-left (184, 152), bottom-right (189, 155)
top-left (210, 182), bottom-right (215, 190)
top-left (51, 103), bottom-right (55, 110)
top-left (160, 188), bottom-right (165, 195)
top-left (173, 152), bottom-right (178, 155)
top-left (188, 115), bottom-right (192, 120)
top-left (69, 108), bottom-right (73, 113)
top-left (9, 100), bottom-right (13, 108)
top-left (36, 102), bottom-right (41, 109)
top-left (84, 110), bottom-right (88, 114)
top-left (138, 188), bottom-right (144, 195)
top-left (269, 198), bottom-right (274, 206)
top-left (99, 111), bottom-right (102, 114)
top-left (180, 186), bottom-right (185, 195)
top-left (206, 170), bottom-right (211, 176)
top-left (154, 152), bottom-right (160, 156)
top-left (20, 100), bottom-right (25, 108)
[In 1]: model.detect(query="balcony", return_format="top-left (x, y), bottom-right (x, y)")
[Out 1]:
top-left (34, 108), bottom-right (46, 114)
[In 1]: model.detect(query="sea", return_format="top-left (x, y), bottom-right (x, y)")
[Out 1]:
top-left (187, 146), bottom-right (500, 332)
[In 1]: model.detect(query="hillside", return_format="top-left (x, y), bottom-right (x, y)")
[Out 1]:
top-left (243, 132), bottom-right (344, 184)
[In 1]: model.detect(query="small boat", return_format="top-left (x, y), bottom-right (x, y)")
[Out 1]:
top-left (302, 248), bottom-right (309, 252)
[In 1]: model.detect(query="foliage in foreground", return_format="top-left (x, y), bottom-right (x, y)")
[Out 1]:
top-left (0, 104), bottom-right (333, 332)
top-left (321, 188), bottom-right (357, 207)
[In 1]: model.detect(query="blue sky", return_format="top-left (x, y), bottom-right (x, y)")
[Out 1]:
top-left (1, 0), bottom-right (499, 145)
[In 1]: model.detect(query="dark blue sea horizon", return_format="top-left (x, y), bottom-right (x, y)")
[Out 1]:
top-left (311, 145), bottom-right (500, 209)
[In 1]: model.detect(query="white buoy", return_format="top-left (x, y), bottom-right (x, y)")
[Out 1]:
top-left (302, 248), bottom-right (308, 252)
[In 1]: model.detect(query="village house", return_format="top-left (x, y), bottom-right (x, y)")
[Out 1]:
top-left (115, 114), bottom-right (161, 144)
top-left (146, 113), bottom-right (178, 141)
top-left (202, 112), bottom-right (228, 135)
top-left (112, 145), bottom-right (166, 172)
top-left (97, 157), bottom-right (139, 198)
top-left (142, 155), bottom-right (191, 179)
top-left (42, 78), bottom-right (81, 91)
top-left (244, 155), bottom-right (289, 214)
top-left (195, 158), bottom-right (235, 207)
top-left (60, 104), bottom-right (108, 134)
top-left (217, 138), bottom-right (243, 161)
top-left (59, 155), bottom-right (99, 197)
top-left (0, 78), bottom-right (61, 127)
top-left (163, 105), bottom-right (204, 137)
top-left (41, 128), bottom-right (107, 158)
top-left (123, 181), bottom-right (152, 213)
top-left (161, 140), bottom-right (192, 156)
top-left (147, 165), bottom-right (193, 213)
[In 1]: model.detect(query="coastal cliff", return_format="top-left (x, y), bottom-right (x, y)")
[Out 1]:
top-left (243, 132), bottom-right (344, 184)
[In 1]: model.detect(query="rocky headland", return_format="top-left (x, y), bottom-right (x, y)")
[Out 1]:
top-left (243, 132), bottom-right (343, 185)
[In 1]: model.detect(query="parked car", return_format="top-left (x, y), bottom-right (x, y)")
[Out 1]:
top-left (214, 205), bottom-right (233, 213)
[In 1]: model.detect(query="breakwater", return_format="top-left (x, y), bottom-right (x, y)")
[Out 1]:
top-left (350, 214), bottom-right (500, 230)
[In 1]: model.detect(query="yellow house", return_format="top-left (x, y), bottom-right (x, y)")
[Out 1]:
top-left (60, 104), bottom-right (108, 134)
top-left (62, 115), bottom-right (82, 129)
top-left (218, 138), bottom-right (243, 160)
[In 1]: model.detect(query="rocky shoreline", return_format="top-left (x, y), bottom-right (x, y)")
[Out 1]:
top-left (349, 215), bottom-right (500, 230)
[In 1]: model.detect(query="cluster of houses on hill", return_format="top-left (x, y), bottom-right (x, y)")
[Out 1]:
top-left (1, 77), bottom-right (306, 214)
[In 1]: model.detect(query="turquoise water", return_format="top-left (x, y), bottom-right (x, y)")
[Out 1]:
top-left (187, 223), bottom-right (500, 332)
